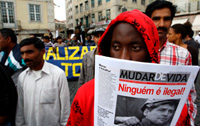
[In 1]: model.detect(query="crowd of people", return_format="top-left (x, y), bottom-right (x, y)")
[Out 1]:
top-left (0, 0), bottom-right (200, 126)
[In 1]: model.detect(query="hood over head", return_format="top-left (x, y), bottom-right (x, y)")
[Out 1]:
top-left (98, 9), bottom-right (159, 63)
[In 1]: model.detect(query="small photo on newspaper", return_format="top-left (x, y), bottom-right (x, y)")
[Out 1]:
top-left (114, 96), bottom-right (179, 126)
top-left (94, 55), bottom-right (199, 126)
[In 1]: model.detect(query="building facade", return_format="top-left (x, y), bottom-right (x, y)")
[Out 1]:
top-left (169, 0), bottom-right (200, 34)
top-left (68, 0), bottom-right (153, 31)
top-left (66, 0), bottom-right (74, 30)
top-left (0, 0), bottom-right (55, 41)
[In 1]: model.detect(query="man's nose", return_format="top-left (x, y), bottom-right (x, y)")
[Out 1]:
top-left (159, 19), bottom-right (165, 27)
top-left (120, 49), bottom-right (131, 60)
top-left (22, 53), bottom-right (28, 60)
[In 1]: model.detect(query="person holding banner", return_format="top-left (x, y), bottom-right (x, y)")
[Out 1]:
top-left (66, 9), bottom-right (160, 126)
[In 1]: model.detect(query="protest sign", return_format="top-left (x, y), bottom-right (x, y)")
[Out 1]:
top-left (94, 55), bottom-right (199, 126)
top-left (44, 46), bottom-right (96, 79)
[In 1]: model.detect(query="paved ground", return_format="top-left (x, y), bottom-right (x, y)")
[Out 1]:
top-left (68, 79), bottom-right (79, 105)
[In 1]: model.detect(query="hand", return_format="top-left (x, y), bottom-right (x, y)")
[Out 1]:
top-left (115, 116), bottom-right (140, 126)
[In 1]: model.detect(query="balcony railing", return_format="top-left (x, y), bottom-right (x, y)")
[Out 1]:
top-left (2, 20), bottom-right (21, 30)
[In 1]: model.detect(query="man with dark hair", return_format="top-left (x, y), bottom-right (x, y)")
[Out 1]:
top-left (140, 99), bottom-right (178, 126)
top-left (145, 1), bottom-right (196, 125)
top-left (0, 28), bottom-right (26, 84)
top-left (85, 34), bottom-right (95, 46)
top-left (78, 27), bottom-right (105, 86)
top-left (43, 36), bottom-right (54, 47)
top-left (67, 9), bottom-right (160, 126)
top-left (16, 37), bottom-right (70, 126)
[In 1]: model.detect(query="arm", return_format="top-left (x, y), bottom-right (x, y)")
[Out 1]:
top-left (186, 85), bottom-right (197, 126)
top-left (185, 53), bottom-right (196, 125)
top-left (59, 71), bottom-right (71, 126)
top-left (66, 92), bottom-right (84, 126)
top-left (115, 116), bottom-right (140, 125)
top-left (15, 78), bottom-right (25, 126)
top-left (185, 52), bottom-right (192, 65)
top-left (78, 55), bottom-right (87, 87)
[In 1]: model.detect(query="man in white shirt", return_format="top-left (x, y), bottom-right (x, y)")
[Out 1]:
top-left (16, 37), bottom-right (70, 126)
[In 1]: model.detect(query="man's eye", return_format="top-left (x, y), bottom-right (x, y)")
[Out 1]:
top-left (164, 17), bottom-right (171, 21)
top-left (112, 45), bottom-right (120, 51)
top-left (152, 17), bottom-right (160, 21)
top-left (131, 45), bottom-right (141, 51)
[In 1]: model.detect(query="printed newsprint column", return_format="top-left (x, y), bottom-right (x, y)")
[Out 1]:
top-left (94, 55), bottom-right (199, 126)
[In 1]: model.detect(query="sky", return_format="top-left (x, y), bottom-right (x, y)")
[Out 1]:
top-left (54, 0), bottom-right (66, 21)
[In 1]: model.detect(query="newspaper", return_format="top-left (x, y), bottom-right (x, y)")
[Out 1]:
top-left (94, 55), bottom-right (199, 126)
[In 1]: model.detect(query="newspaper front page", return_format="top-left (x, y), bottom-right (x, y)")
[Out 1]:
top-left (94, 55), bottom-right (199, 126)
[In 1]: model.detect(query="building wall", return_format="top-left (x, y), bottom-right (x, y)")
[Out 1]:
top-left (66, 0), bottom-right (74, 29)
top-left (15, 0), bottom-right (54, 30)
top-left (0, 0), bottom-right (17, 29)
top-left (14, 0), bottom-right (55, 41)
top-left (169, 0), bottom-right (200, 13)
top-left (73, 0), bottom-right (153, 29)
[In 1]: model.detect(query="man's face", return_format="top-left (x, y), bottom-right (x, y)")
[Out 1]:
top-left (167, 28), bottom-right (179, 43)
top-left (151, 8), bottom-right (172, 40)
top-left (0, 33), bottom-right (9, 51)
top-left (57, 38), bottom-right (62, 43)
top-left (110, 23), bottom-right (149, 61)
top-left (93, 33), bottom-right (103, 45)
top-left (43, 38), bottom-right (49, 43)
top-left (144, 104), bottom-right (175, 125)
top-left (20, 44), bottom-right (45, 70)
top-left (87, 36), bottom-right (91, 41)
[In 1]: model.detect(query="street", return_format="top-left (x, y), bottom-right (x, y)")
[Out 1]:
top-left (68, 79), bottom-right (79, 105)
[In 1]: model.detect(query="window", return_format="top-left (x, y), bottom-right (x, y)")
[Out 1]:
top-left (80, 3), bottom-right (83, 12)
top-left (85, 1), bottom-right (88, 10)
top-left (0, 1), bottom-right (15, 23)
top-left (106, 0), bottom-right (110, 2)
top-left (75, 5), bottom-right (78, 13)
top-left (80, 17), bottom-right (83, 24)
top-left (98, 0), bottom-right (102, 5)
top-left (98, 11), bottom-right (102, 21)
top-left (122, 7), bottom-right (127, 12)
top-left (91, 0), bottom-right (95, 8)
top-left (29, 4), bottom-right (41, 21)
top-left (141, 0), bottom-right (145, 5)
top-left (106, 9), bottom-right (110, 20)
top-left (76, 19), bottom-right (79, 26)
top-left (149, 0), bottom-right (153, 3)
top-left (91, 13), bottom-right (95, 23)
top-left (132, 0), bottom-right (137, 3)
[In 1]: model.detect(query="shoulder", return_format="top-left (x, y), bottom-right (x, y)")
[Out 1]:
top-left (83, 49), bottom-right (96, 60)
top-left (75, 79), bottom-right (95, 102)
top-left (78, 79), bottom-right (94, 95)
top-left (167, 42), bottom-right (190, 54)
top-left (45, 62), bottom-right (65, 75)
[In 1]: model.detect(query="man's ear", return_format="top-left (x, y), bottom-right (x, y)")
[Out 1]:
top-left (41, 48), bottom-right (46, 55)
top-left (176, 33), bottom-right (182, 39)
top-left (6, 36), bottom-right (12, 43)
